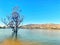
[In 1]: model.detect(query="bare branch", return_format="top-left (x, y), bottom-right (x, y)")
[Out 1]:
top-left (1, 18), bottom-right (8, 26)
top-left (1, 6), bottom-right (24, 39)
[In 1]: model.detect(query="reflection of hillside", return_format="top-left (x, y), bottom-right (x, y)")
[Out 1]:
top-left (21, 24), bottom-right (60, 29)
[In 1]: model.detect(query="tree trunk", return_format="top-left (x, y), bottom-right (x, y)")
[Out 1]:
top-left (15, 21), bottom-right (18, 39)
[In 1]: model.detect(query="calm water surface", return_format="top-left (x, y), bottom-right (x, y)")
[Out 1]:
top-left (0, 29), bottom-right (60, 45)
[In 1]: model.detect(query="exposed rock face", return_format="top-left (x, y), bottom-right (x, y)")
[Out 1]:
top-left (20, 24), bottom-right (60, 29)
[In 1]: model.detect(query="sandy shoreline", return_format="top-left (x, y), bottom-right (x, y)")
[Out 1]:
top-left (0, 39), bottom-right (41, 45)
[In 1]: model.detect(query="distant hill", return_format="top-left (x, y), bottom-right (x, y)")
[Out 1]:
top-left (20, 24), bottom-right (60, 29)
top-left (1, 24), bottom-right (60, 29)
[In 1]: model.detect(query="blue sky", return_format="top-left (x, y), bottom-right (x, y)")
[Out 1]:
top-left (0, 0), bottom-right (60, 25)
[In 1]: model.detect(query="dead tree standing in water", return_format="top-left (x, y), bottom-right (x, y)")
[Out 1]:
top-left (2, 7), bottom-right (24, 39)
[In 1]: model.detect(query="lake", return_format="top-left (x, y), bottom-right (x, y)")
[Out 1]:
top-left (0, 29), bottom-right (60, 45)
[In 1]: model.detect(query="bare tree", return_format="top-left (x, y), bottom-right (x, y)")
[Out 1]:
top-left (1, 6), bottom-right (24, 39)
